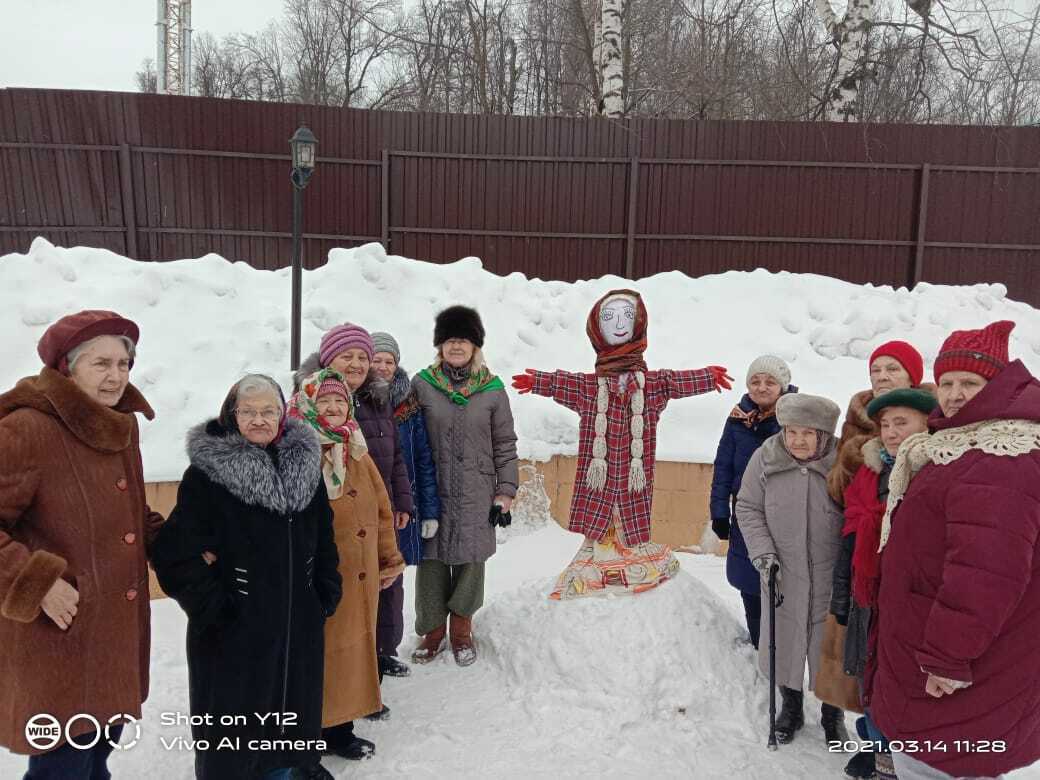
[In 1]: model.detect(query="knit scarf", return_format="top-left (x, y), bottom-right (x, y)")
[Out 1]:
top-left (288, 368), bottom-right (368, 499)
top-left (878, 417), bottom-right (1040, 552)
top-left (418, 363), bottom-right (504, 405)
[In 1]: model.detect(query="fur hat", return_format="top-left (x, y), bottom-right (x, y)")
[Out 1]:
top-left (38, 310), bottom-right (139, 374)
top-left (776, 393), bottom-right (841, 435)
top-left (371, 331), bottom-right (401, 363)
top-left (866, 387), bottom-right (937, 420)
top-left (434, 305), bottom-right (485, 347)
top-left (933, 320), bottom-right (1015, 383)
top-left (746, 355), bottom-right (791, 389)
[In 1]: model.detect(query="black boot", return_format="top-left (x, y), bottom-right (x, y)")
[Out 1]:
top-left (379, 654), bottom-right (411, 677)
top-left (364, 704), bottom-right (391, 721)
top-left (295, 764), bottom-right (335, 780)
top-left (322, 722), bottom-right (375, 761)
top-left (822, 703), bottom-right (850, 746)
top-left (843, 749), bottom-right (876, 779)
top-left (774, 686), bottom-right (804, 744)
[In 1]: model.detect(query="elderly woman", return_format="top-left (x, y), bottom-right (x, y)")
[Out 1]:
top-left (411, 305), bottom-right (518, 666)
top-left (370, 331), bottom-right (442, 676)
top-left (0, 310), bottom-right (163, 778)
top-left (828, 340), bottom-right (928, 504)
top-left (864, 321), bottom-right (1040, 780)
top-left (297, 324), bottom-right (415, 693)
top-left (289, 369), bottom-right (405, 764)
top-left (737, 392), bottom-right (847, 746)
top-left (826, 388), bottom-right (936, 780)
top-left (152, 374), bottom-right (341, 780)
top-left (710, 355), bottom-right (794, 649)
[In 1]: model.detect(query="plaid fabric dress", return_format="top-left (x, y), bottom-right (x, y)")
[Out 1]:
top-left (531, 367), bottom-right (715, 544)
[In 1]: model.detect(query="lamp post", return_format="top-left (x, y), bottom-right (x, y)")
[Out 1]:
top-left (289, 124), bottom-right (317, 371)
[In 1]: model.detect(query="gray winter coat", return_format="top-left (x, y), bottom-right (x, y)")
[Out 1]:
top-left (412, 372), bottom-right (519, 565)
top-left (736, 434), bottom-right (843, 691)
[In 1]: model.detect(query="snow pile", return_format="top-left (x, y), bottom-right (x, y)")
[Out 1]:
top-left (4, 237), bottom-right (1040, 482)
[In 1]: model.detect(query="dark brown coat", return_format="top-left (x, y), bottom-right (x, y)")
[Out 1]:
top-left (0, 368), bottom-right (163, 754)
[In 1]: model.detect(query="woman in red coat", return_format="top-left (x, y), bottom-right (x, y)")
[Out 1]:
top-left (864, 320), bottom-right (1040, 780)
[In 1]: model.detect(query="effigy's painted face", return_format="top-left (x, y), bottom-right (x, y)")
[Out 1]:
top-left (599, 298), bottom-right (637, 345)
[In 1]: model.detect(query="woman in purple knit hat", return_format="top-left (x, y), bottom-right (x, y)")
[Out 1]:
top-left (295, 323), bottom-right (414, 718)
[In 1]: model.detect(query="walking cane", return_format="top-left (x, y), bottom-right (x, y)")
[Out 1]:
top-left (767, 562), bottom-right (781, 751)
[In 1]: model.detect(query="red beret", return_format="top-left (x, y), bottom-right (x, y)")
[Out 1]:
top-left (37, 310), bottom-right (140, 374)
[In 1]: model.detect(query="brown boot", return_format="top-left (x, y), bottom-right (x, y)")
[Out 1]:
top-left (449, 613), bottom-right (477, 667)
top-left (411, 624), bottom-right (446, 664)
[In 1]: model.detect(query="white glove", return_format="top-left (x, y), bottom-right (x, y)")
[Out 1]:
top-left (753, 553), bottom-right (780, 584)
top-left (421, 519), bottom-right (439, 539)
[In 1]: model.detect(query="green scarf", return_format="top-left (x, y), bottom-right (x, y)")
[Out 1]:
top-left (418, 363), bottom-right (504, 405)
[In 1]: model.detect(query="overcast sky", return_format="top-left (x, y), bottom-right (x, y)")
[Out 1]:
top-left (0, 0), bottom-right (285, 92)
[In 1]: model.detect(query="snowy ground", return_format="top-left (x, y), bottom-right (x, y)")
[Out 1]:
top-left (4, 238), bottom-right (1040, 481)
top-left (1, 522), bottom-right (1037, 779)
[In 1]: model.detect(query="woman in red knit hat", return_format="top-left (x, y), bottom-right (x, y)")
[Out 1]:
top-left (865, 320), bottom-right (1040, 780)
top-left (0, 310), bottom-right (164, 777)
top-left (827, 340), bottom-right (931, 505)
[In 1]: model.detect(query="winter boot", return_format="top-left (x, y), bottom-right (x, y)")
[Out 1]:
top-left (449, 612), bottom-right (477, 667)
top-left (843, 750), bottom-right (876, 779)
top-left (411, 624), bottom-right (447, 664)
top-left (379, 654), bottom-right (411, 677)
top-left (322, 722), bottom-right (375, 761)
top-left (774, 686), bottom-right (805, 744)
top-left (363, 704), bottom-right (391, 722)
top-left (822, 703), bottom-right (850, 746)
top-left (874, 752), bottom-right (896, 780)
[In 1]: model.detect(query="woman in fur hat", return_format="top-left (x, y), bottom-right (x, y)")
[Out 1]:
top-left (828, 340), bottom-right (931, 505)
top-left (710, 355), bottom-right (795, 650)
top-left (736, 392), bottom-right (848, 747)
top-left (370, 331), bottom-right (442, 676)
top-left (411, 305), bottom-right (519, 666)
top-left (152, 374), bottom-right (342, 780)
top-left (288, 369), bottom-right (405, 765)
top-left (826, 388), bottom-right (936, 780)
top-left (865, 321), bottom-right (1040, 780)
top-left (0, 310), bottom-right (164, 778)
top-left (513, 289), bottom-right (731, 599)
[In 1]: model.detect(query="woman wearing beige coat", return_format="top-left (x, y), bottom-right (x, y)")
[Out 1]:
top-left (289, 369), bottom-right (405, 766)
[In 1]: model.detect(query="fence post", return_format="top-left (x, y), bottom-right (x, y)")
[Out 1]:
top-left (911, 163), bottom-right (931, 289)
top-left (117, 143), bottom-right (139, 258)
top-left (381, 149), bottom-right (390, 252)
top-left (625, 155), bottom-right (639, 279)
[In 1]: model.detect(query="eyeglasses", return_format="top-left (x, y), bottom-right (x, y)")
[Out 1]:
top-left (235, 408), bottom-right (280, 422)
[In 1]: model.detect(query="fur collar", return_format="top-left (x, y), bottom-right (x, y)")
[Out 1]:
top-left (844, 388), bottom-right (876, 438)
top-left (389, 366), bottom-right (412, 410)
top-left (186, 417), bottom-right (322, 515)
top-left (293, 352), bottom-right (322, 392)
top-left (0, 367), bottom-right (154, 453)
top-left (861, 437), bottom-right (885, 474)
top-left (759, 433), bottom-right (836, 478)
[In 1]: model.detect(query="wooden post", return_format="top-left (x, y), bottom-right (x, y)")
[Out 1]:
top-left (912, 163), bottom-right (931, 289)
top-left (381, 149), bottom-right (390, 251)
top-left (118, 144), bottom-right (139, 258)
top-left (625, 155), bottom-right (639, 279)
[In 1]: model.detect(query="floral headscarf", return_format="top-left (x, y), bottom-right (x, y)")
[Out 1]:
top-left (288, 368), bottom-right (367, 499)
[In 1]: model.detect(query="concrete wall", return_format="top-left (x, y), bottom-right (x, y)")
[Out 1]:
top-left (145, 456), bottom-right (722, 598)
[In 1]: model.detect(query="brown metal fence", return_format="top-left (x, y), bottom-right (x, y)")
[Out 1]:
top-left (2, 88), bottom-right (1039, 304)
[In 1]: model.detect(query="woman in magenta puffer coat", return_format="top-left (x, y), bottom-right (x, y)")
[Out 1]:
top-left (864, 320), bottom-right (1040, 780)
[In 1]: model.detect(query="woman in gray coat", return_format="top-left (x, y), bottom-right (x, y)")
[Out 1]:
top-left (736, 392), bottom-right (848, 747)
top-left (410, 305), bottom-right (519, 667)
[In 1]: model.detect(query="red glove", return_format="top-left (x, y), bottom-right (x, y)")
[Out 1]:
top-left (512, 369), bottom-right (536, 394)
top-left (708, 365), bottom-right (733, 393)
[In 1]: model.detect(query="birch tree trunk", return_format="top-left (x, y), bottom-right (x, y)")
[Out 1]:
top-left (816, 0), bottom-right (876, 121)
top-left (599, 0), bottom-right (624, 117)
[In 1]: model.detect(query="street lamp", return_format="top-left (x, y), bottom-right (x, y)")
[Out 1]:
top-left (289, 123), bottom-right (317, 371)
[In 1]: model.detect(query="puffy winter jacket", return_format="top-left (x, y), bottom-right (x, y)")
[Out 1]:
top-left (864, 360), bottom-right (1040, 777)
top-left (710, 390), bottom-right (791, 594)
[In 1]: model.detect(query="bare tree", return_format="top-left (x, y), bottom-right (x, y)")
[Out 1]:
top-left (135, 59), bottom-right (159, 93)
